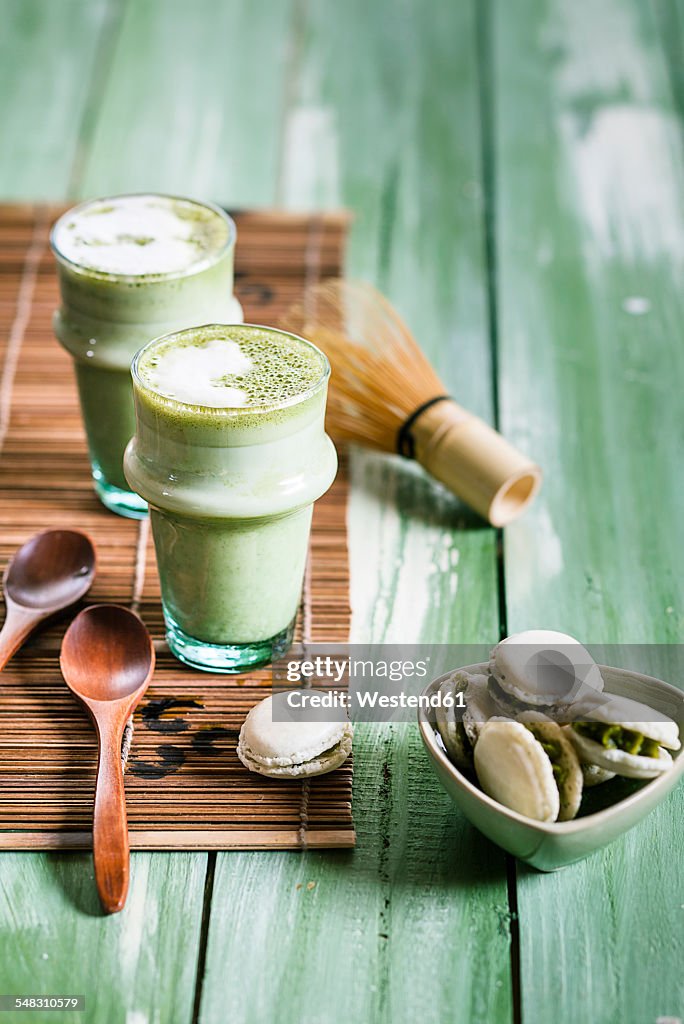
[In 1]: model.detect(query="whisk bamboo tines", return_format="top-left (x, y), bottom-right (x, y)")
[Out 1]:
top-left (283, 279), bottom-right (542, 527)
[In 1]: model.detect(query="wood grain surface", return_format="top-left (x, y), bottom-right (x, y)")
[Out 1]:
top-left (493, 1), bottom-right (684, 1022)
top-left (0, 0), bottom-right (682, 1022)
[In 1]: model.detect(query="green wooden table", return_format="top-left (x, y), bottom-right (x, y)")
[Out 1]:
top-left (2, 1), bottom-right (683, 1021)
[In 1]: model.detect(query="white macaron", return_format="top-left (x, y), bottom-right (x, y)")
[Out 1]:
top-left (568, 694), bottom-right (680, 780)
top-left (474, 715), bottom-right (584, 822)
top-left (488, 629), bottom-right (604, 715)
top-left (462, 672), bottom-right (498, 746)
top-left (435, 671), bottom-right (474, 771)
top-left (237, 692), bottom-right (353, 779)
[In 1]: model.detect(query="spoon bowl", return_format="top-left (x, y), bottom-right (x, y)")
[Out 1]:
top-left (61, 604), bottom-right (153, 702)
top-left (0, 529), bottom-right (96, 672)
top-left (4, 529), bottom-right (95, 610)
top-left (61, 604), bottom-right (155, 914)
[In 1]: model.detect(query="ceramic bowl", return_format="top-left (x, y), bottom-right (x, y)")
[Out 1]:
top-left (418, 663), bottom-right (684, 870)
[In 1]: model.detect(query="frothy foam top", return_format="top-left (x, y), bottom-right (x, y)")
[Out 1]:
top-left (137, 325), bottom-right (327, 409)
top-left (52, 195), bottom-right (231, 277)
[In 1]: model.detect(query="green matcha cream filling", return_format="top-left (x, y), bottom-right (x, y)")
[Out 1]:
top-left (522, 727), bottom-right (568, 786)
top-left (538, 739), bottom-right (567, 783)
top-left (572, 722), bottom-right (660, 758)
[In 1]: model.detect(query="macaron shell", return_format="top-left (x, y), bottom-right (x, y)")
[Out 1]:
top-left (240, 693), bottom-right (347, 767)
top-left (462, 671), bottom-right (489, 692)
top-left (451, 669), bottom-right (479, 690)
top-left (474, 721), bottom-right (560, 822)
top-left (435, 672), bottom-right (469, 728)
top-left (487, 675), bottom-right (537, 717)
top-left (435, 680), bottom-right (472, 770)
top-left (569, 728), bottom-right (673, 779)
top-left (576, 694), bottom-right (680, 750)
top-left (434, 680), bottom-right (453, 743)
top-left (561, 724), bottom-right (615, 785)
top-left (490, 630), bottom-right (605, 707)
top-left (487, 675), bottom-right (567, 724)
top-left (238, 724), bottom-right (353, 779)
top-left (580, 762), bottom-right (616, 787)
top-left (465, 673), bottom-right (496, 714)
top-left (462, 674), bottom-right (499, 745)
top-left (521, 717), bottom-right (583, 821)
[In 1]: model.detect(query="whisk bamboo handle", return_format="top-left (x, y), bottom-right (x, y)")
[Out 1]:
top-left (407, 400), bottom-right (542, 527)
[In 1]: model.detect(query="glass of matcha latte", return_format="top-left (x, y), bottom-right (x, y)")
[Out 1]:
top-left (124, 324), bottom-right (338, 672)
top-left (51, 194), bottom-right (242, 518)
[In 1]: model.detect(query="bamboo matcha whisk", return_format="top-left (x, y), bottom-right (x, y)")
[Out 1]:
top-left (283, 279), bottom-right (541, 527)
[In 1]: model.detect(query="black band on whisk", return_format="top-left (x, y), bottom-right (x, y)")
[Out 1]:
top-left (397, 395), bottom-right (452, 459)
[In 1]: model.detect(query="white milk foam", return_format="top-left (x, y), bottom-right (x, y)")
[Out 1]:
top-left (145, 338), bottom-right (254, 407)
top-left (53, 195), bottom-right (227, 276)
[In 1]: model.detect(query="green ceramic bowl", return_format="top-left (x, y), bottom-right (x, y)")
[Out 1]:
top-left (418, 663), bottom-right (684, 870)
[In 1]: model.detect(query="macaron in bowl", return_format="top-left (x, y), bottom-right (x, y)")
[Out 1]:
top-left (474, 714), bottom-right (584, 823)
top-left (488, 629), bottom-right (604, 718)
top-left (418, 662), bottom-right (684, 870)
top-left (567, 694), bottom-right (680, 780)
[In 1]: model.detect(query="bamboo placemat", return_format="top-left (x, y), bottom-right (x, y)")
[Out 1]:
top-left (0, 204), bottom-right (354, 850)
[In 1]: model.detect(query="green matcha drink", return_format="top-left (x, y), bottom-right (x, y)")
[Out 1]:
top-left (51, 194), bottom-right (242, 518)
top-left (124, 324), bottom-right (337, 672)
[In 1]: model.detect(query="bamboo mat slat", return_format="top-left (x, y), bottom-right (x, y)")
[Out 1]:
top-left (0, 204), bottom-right (354, 850)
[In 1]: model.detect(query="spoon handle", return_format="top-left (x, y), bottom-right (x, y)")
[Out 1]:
top-left (93, 718), bottom-right (130, 914)
top-left (0, 600), bottom-right (41, 671)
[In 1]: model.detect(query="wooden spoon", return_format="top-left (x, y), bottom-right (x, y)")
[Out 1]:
top-left (0, 529), bottom-right (96, 671)
top-left (60, 604), bottom-right (155, 914)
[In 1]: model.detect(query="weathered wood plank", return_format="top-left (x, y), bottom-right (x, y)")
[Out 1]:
top-left (0, 0), bottom-right (117, 199)
top-left (654, 0), bottom-right (684, 131)
top-left (200, 3), bottom-right (511, 1023)
top-left (80, 0), bottom-right (293, 203)
top-left (0, 851), bottom-right (207, 1023)
top-left (492, 0), bottom-right (684, 1020)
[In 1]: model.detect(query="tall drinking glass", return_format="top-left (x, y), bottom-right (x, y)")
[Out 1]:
top-left (51, 194), bottom-right (242, 518)
top-left (124, 323), bottom-right (338, 672)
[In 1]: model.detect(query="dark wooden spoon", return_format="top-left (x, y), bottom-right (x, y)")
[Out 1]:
top-left (60, 605), bottom-right (155, 914)
top-left (0, 529), bottom-right (96, 671)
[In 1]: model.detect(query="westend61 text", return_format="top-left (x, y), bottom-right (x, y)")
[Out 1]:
top-left (285, 689), bottom-right (466, 710)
